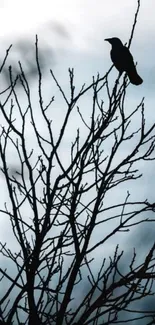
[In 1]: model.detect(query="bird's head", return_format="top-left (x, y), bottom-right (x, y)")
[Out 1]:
top-left (105, 37), bottom-right (123, 47)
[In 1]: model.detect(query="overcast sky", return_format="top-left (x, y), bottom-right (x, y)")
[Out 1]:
top-left (0, 1), bottom-right (155, 321)
top-left (0, 0), bottom-right (154, 242)
top-left (0, 0), bottom-right (154, 53)
top-left (0, 0), bottom-right (155, 293)
top-left (0, 0), bottom-right (154, 93)
top-left (0, 1), bottom-right (154, 42)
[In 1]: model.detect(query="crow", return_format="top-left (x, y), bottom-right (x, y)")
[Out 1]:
top-left (105, 37), bottom-right (143, 85)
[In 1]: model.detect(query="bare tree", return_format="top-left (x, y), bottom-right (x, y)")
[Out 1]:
top-left (0, 1), bottom-right (155, 325)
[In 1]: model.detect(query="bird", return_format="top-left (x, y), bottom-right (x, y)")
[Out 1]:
top-left (105, 37), bottom-right (143, 86)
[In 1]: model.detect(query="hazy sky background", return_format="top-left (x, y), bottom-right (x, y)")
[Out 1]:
top-left (0, 0), bottom-right (154, 90)
top-left (0, 0), bottom-right (154, 253)
top-left (0, 0), bottom-right (155, 322)
top-left (0, 2), bottom-right (155, 319)
top-left (0, 0), bottom-right (154, 241)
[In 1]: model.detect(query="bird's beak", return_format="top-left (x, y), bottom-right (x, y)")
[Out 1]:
top-left (105, 38), bottom-right (111, 43)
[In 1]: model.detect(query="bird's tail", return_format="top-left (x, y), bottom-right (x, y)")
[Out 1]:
top-left (127, 66), bottom-right (143, 86)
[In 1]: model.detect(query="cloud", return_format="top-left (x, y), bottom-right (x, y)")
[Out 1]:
top-left (0, 0), bottom-right (154, 53)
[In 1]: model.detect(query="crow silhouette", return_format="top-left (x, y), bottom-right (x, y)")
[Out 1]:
top-left (105, 37), bottom-right (143, 85)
